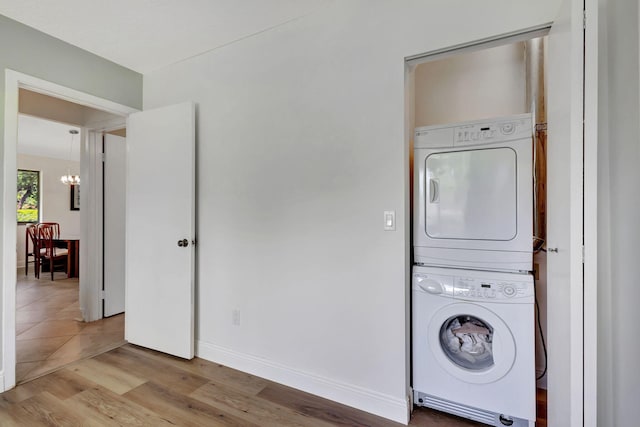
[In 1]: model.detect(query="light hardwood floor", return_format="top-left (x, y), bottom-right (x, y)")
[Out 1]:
top-left (16, 270), bottom-right (125, 383)
top-left (1, 343), bottom-right (494, 426)
top-left (11, 270), bottom-right (546, 426)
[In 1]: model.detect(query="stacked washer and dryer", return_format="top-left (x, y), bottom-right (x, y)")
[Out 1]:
top-left (412, 114), bottom-right (536, 427)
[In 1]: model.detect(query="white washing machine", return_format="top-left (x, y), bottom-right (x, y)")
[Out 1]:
top-left (413, 114), bottom-right (533, 272)
top-left (412, 265), bottom-right (536, 427)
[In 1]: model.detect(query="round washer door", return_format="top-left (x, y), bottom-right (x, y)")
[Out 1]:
top-left (427, 303), bottom-right (516, 384)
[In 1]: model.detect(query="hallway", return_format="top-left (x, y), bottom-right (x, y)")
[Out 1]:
top-left (16, 270), bottom-right (125, 383)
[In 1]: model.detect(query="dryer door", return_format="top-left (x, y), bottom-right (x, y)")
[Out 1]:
top-left (425, 147), bottom-right (517, 241)
top-left (413, 135), bottom-right (533, 271)
top-left (428, 303), bottom-right (516, 384)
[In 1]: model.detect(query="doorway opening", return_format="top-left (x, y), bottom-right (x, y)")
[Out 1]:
top-left (2, 70), bottom-right (138, 390)
top-left (406, 32), bottom-right (550, 426)
top-left (14, 112), bottom-right (128, 383)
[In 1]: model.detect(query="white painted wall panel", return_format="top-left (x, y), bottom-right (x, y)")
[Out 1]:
top-left (598, 1), bottom-right (640, 425)
top-left (143, 0), bottom-right (559, 422)
top-left (415, 43), bottom-right (527, 126)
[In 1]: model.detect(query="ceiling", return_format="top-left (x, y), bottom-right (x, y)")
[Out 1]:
top-left (0, 0), bottom-right (331, 73)
top-left (18, 115), bottom-right (81, 161)
top-left (5, 1), bottom-right (330, 156)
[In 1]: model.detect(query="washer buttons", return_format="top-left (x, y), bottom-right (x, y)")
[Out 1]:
top-left (502, 285), bottom-right (516, 297)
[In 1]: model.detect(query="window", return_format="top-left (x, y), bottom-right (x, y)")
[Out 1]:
top-left (17, 169), bottom-right (40, 223)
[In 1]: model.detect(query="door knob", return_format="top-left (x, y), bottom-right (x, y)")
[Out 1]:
top-left (177, 239), bottom-right (189, 247)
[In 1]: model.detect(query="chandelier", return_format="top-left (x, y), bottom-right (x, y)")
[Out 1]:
top-left (60, 129), bottom-right (80, 185)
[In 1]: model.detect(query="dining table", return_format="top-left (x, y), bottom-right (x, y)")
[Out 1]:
top-left (54, 235), bottom-right (80, 278)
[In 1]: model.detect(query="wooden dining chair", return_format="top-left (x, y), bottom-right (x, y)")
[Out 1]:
top-left (25, 224), bottom-right (40, 278)
top-left (38, 224), bottom-right (68, 280)
top-left (38, 222), bottom-right (60, 239)
top-left (38, 222), bottom-right (67, 252)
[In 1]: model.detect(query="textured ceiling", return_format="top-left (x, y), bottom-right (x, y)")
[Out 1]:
top-left (4, 1), bottom-right (330, 151)
top-left (18, 115), bottom-right (81, 161)
top-left (0, 0), bottom-right (330, 73)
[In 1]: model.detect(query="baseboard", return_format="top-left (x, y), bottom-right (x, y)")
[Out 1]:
top-left (196, 341), bottom-right (409, 424)
top-left (0, 370), bottom-right (5, 392)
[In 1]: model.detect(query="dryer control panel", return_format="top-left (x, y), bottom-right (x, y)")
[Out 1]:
top-left (453, 118), bottom-right (529, 146)
top-left (414, 113), bottom-right (532, 149)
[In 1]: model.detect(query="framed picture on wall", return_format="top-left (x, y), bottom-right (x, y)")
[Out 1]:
top-left (70, 185), bottom-right (80, 211)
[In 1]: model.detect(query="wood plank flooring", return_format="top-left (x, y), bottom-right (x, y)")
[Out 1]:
top-left (11, 269), bottom-right (546, 426)
top-left (0, 342), bottom-right (547, 426)
top-left (16, 270), bottom-right (125, 383)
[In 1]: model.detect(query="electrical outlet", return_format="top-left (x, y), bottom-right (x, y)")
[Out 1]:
top-left (232, 309), bottom-right (241, 326)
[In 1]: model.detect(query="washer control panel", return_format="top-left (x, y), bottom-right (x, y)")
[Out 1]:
top-left (453, 276), bottom-right (533, 302)
top-left (413, 266), bottom-right (534, 303)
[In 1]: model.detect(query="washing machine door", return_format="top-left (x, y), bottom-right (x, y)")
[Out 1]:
top-left (428, 303), bottom-right (516, 384)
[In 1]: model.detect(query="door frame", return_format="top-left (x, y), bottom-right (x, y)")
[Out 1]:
top-left (582, 0), bottom-right (598, 423)
top-left (404, 13), bottom-right (597, 427)
top-left (2, 69), bottom-right (138, 390)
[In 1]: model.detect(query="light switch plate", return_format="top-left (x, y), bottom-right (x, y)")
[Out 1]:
top-left (384, 210), bottom-right (396, 231)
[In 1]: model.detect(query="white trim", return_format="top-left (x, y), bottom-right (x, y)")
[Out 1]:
top-left (583, 0), bottom-right (598, 425)
top-left (84, 116), bottom-right (128, 133)
top-left (3, 72), bottom-right (20, 392)
top-left (405, 23), bottom-right (552, 66)
top-left (544, 2), bottom-right (587, 424)
top-left (79, 130), bottom-right (105, 322)
top-left (568, 2), bottom-right (585, 424)
top-left (15, 75), bottom-right (138, 118)
top-left (403, 60), bottom-right (415, 425)
top-left (196, 340), bottom-right (410, 424)
top-left (2, 69), bottom-right (138, 391)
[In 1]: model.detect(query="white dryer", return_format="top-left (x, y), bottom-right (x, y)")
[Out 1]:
top-left (413, 114), bottom-right (533, 272)
top-left (412, 265), bottom-right (535, 427)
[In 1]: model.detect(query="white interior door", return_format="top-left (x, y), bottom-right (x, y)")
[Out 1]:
top-left (546, 0), bottom-right (596, 425)
top-left (125, 102), bottom-right (196, 359)
top-left (103, 133), bottom-right (127, 317)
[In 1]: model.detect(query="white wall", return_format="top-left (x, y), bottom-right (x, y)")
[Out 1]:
top-left (143, 1), bottom-right (559, 422)
top-left (597, 1), bottom-right (640, 425)
top-left (16, 154), bottom-right (80, 268)
top-left (414, 42), bottom-right (526, 126)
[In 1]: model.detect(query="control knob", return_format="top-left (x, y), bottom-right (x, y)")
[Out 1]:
top-left (502, 285), bottom-right (516, 297)
top-left (500, 123), bottom-right (515, 135)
